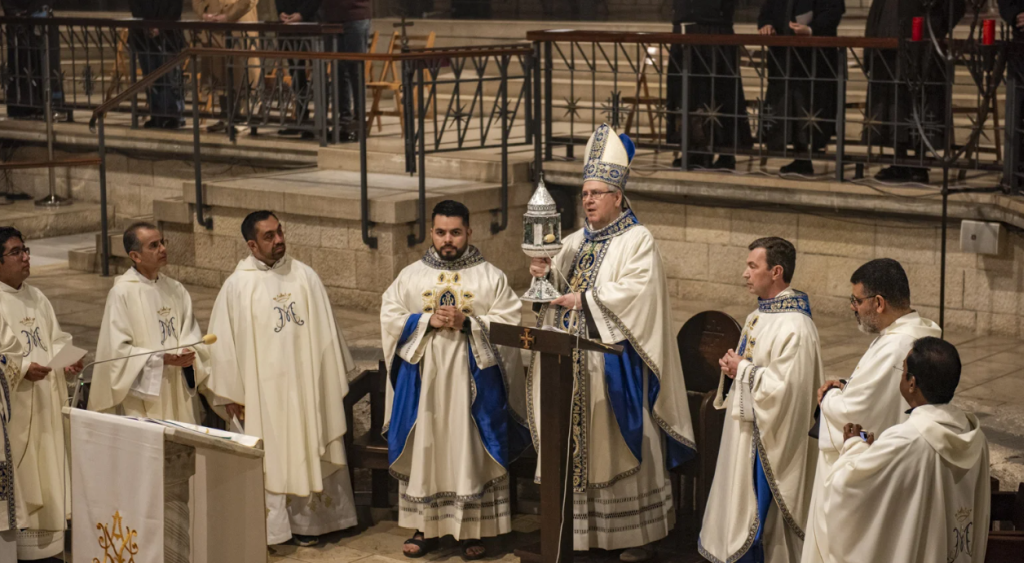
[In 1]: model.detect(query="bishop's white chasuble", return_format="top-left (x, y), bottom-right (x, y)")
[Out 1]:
top-left (88, 268), bottom-right (211, 424)
top-left (0, 281), bottom-right (72, 560)
top-left (382, 246), bottom-right (530, 540)
top-left (699, 288), bottom-right (824, 563)
top-left (530, 210), bottom-right (697, 551)
top-left (205, 254), bottom-right (357, 544)
top-left (801, 311), bottom-right (940, 563)
top-left (822, 403), bottom-right (990, 563)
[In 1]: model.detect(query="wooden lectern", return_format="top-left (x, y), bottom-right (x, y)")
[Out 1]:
top-left (490, 323), bottom-right (623, 563)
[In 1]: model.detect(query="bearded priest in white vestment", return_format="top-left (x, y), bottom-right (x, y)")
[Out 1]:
top-left (0, 228), bottom-right (83, 560)
top-left (89, 223), bottom-right (211, 423)
top-left (699, 236), bottom-right (824, 563)
top-left (205, 210), bottom-right (357, 547)
top-left (383, 200), bottom-right (530, 560)
top-left (823, 337), bottom-right (990, 563)
top-left (801, 258), bottom-right (940, 563)
top-left (528, 125), bottom-right (696, 563)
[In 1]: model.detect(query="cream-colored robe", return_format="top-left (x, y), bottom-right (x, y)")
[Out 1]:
top-left (0, 333), bottom-right (26, 562)
top-left (822, 403), bottom-right (989, 563)
top-left (530, 210), bottom-right (696, 551)
top-left (0, 281), bottom-right (71, 560)
top-left (699, 287), bottom-right (824, 563)
top-left (204, 254), bottom-right (355, 498)
top-left (801, 311), bottom-right (940, 563)
top-left (88, 268), bottom-right (211, 424)
top-left (382, 246), bottom-right (527, 540)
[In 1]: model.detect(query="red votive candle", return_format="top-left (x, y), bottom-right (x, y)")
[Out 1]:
top-left (912, 17), bottom-right (923, 42)
top-left (983, 19), bottom-right (995, 45)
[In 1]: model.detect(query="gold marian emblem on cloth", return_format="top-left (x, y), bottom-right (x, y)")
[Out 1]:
top-left (273, 292), bottom-right (292, 305)
top-left (157, 306), bottom-right (172, 318)
top-left (18, 316), bottom-right (33, 328)
top-left (93, 510), bottom-right (139, 563)
top-left (421, 272), bottom-right (474, 315)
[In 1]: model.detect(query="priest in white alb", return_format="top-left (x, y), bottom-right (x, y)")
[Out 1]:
top-left (801, 258), bottom-right (940, 563)
top-left (823, 337), bottom-right (989, 563)
top-left (699, 237), bottom-right (824, 563)
top-left (528, 124), bottom-right (696, 562)
top-left (204, 210), bottom-right (357, 547)
top-left (0, 227), bottom-right (82, 560)
top-left (383, 200), bottom-right (530, 560)
top-left (0, 319), bottom-right (27, 562)
top-left (88, 222), bottom-right (211, 423)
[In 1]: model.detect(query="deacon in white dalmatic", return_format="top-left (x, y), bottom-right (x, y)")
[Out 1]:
top-left (823, 337), bottom-right (990, 563)
top-left (0, 227), bottom-right (83, 560)
top-left (205, 210), bottom-right (357, 547)
top-left (529, 124), bottom-right (696, 562)
top-left (88, 222), bottom-right (211, 423)
top-left (801, 258), bottom-right (940, 563)
top-left (382, 200), bottom-right (530, 560)
top-left (699, 237), bottom-right (824, 563)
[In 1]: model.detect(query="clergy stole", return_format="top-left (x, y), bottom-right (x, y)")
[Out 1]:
top-left (71, 409), bottom-right (165, 563)
top-left (0, 282), bottom-right (72, 532)
top-left (205, 255), bottom-right (354, 498)
top-left (89, 269), bottom-right (210, 424)
top-left (0, 353), bottom-right (24, 535)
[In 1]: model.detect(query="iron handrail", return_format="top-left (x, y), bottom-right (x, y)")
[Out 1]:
top-left (526, 29), bottom-right (901, 49)
top-left (0, 16), bottom-right (344, 34)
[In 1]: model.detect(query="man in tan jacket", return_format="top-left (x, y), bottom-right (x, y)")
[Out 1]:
top-left (192, 0), bottom-right (260, 132)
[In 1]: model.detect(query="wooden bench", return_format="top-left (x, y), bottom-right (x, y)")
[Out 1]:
top-left (344, 360), bottom-right (391, 509)
top-left (989, 477), bottom-right (1024, 562)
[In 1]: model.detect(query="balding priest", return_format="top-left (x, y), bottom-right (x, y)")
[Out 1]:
top-left (89, 222), bottom-right (211, 423)
top-left (700, 237), bottom-right (824, 563)
top-left (823, 337), bottom-right (989, 563)
top-left (383, 200), bottom-right (530, 560)
top-left (528, 124), bottom-right (696, 562)
top-left (205, 210), bottom-right (358, 547)
top-left (801, 258), bottom-right (940, 563)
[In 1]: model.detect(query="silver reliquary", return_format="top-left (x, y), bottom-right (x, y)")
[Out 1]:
top-left (521, 175), bottom-right (563, 303)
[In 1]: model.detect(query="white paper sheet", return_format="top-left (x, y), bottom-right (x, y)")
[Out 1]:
top-left (44, 344), bottom-right (87, 371)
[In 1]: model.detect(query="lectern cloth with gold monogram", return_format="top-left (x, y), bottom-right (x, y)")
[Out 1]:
top-left (88, 267), bottom-right (212, 424)
top-left (381, 245), bottom-right (530, 540)
top-left (527, 126), bottom-right (696, 551)
top-left (0, 280), bottom-right (73, 559)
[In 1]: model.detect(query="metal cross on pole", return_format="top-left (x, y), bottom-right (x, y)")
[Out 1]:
top-left (394, 17), bottom-right (414, 52)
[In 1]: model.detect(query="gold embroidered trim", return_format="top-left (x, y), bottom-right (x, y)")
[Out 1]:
top-left (396, 474), bottom-right (510, 503)
top-left (753, 423), bottom-right (805, 540)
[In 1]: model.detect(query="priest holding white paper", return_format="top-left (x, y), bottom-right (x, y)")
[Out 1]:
top-left (205, 210), bottom-right (357, 547)
top-left (801, 258), bottom-right (940, 563)
top-left (528, 124), bottom-right (696, 562)
top-left (88, 222), bottom-right (211, 424)
top-left (823, 337), bottom-right (989, 563)
top-left (699, 237), bottom-right (824, 563)
top-left (383, 200), bottom-right (530, 559)
top-left (0, 227), bottom-right (82, 560)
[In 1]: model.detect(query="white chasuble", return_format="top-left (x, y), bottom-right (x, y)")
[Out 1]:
top-left (801, 311), bottom-right (940, 563)
top-left (204, 254), bottom-right (356, 544)
top-left (88, 268), bottom-right (211, 424)
top-left (822, 403), bottom-right (990, 563)
top-left (0, 323), bottom-right (23, 562)
top-left (382, 246), bottom-right (529, 540)
top-left (0, 282), bottom-right (72, 560)
top-left (699, 288), bottom-right (824, 563)
top-left (530, 210), bottom-right (696, 551)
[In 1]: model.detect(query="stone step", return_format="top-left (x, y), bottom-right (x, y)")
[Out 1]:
top-left (317, 144), bottom-right (533, 185)
top-left (0, 199), bottom-right (111, 240)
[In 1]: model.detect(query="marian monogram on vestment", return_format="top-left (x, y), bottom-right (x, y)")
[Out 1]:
top-left (94, 510), bottom-right (139, 563)
top-left (948, 507), bottom-right (975, 562)
top-left (421, 272), bottom-right (475, 315)
top-left (18, 316), bottom-right (47, 356)
top-left (156, 306), bottom-right (177, 346)
top-left (272, 293), bottom-right (305, 333)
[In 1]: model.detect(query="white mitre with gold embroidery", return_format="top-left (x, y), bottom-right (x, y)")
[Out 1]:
top-left (583, 123), bottom-right (636, 191)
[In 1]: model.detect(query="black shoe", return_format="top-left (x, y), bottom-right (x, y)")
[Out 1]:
top-left (907, 167), bottom-right (930, 183)
top-left (206, 120), bottom-right (228, 133)
top-left (301, 130), bottom-right (316, 140)
top-left (673, 155), bottom-right (712, 170)
top-left (711, 155), bottom-right (736, 170)
top-left (874, 166), bottom-right (910, 182)
top-left (143, 119), bottom-right (161, 129)
top-left (780, 159), bottom-right (814, 175)
top-left (292, 534), bottom-right (319, 547)
top-left (161, 118), bottom-right (185, 130)
top-left (277, 128), bottom-right (303, 136)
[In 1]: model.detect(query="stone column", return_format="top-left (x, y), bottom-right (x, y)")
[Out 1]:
top-left (164, 442), bottom-right (196, 563)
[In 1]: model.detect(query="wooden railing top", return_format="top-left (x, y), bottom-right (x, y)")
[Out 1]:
top-left (0, 16), bottom-right (345, 34)
top-left (525, 29), bottom-right (902, 49)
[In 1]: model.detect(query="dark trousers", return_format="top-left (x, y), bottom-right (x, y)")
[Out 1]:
top-left (331, 18), bottom-right (371, 127)
top-left (130, 31), bottom-right (184, 124)
top-left (4, 13), bottom-right (64, 117)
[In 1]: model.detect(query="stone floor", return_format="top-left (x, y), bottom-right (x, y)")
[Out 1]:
top-left (21, 234), bottom-right (1024, 563)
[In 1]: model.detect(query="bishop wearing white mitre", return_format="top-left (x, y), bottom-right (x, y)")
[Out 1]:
top-left (823, 337), bottom-right (990, 563)
top-left (0, 316), bottom-right (27, 562)
top-left (528, 124), bottom-right (696, 562)
top-left (700, 237), bottom-right (824, 563)
top-left (88, 222), bottom-right (211, 423)
top-left (0, 227), bottom-right (83, 560)
top-left (801, 258), bottom-right (940, 563)
top-left (205, 210), bottom-right (357, 547)
top-left (382, 200), bottom-right (530, 560)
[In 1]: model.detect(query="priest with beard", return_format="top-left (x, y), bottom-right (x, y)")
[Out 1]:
top-left (823, 337), bottom-right (989, 563)
top-left (528, 124), bottom-right (696, 562)
top-left (699, 236), bottom-right (824, 563)
top-left (801, 258), bottom-right (940, 563)
top-left (205, 210), bottom-right (358, 547)
top-left (381, 200), bottom-right (530, 560)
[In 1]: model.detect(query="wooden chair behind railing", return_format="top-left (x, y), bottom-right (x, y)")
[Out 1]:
top-left (365, 30), bottom-right (436, 136)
